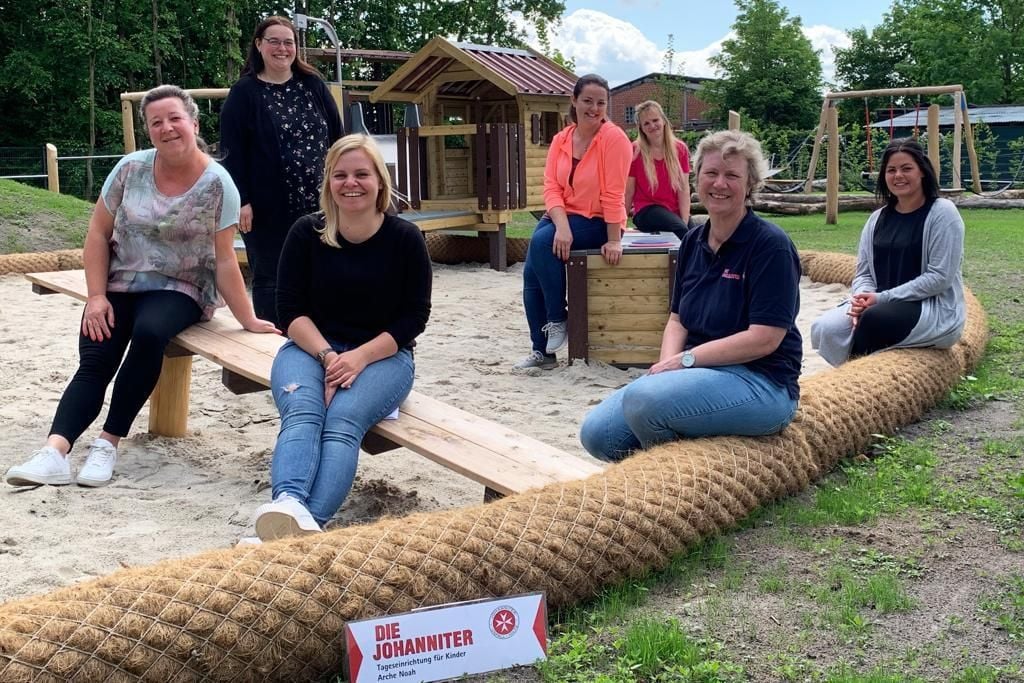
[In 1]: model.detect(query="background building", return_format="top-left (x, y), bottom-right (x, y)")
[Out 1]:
top-left (609, 73), bottom-right (713, 133)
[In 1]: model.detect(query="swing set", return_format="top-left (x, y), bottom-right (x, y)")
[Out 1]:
top-left (804, 84), bottom-right (983, 224)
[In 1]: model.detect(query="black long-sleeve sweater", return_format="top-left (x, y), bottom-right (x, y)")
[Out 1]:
top-left (276, 214), bottom-right (432, 349)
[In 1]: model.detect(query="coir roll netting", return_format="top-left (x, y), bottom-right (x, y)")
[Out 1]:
top-left (0, 251), bottom-right (988, 681)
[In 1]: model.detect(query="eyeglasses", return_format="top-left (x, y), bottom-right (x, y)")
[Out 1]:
top-left (261, 37), bottom-right (296, 48)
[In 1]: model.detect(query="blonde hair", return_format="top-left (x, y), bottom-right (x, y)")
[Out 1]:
top-left (318, 135), bottom-right (393, 248)
top-left (634, 100), bottom-right (688, 195)
top-left (692, 129), bottom-right (770, 199)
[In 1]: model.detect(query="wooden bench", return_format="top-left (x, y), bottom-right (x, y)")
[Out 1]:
top-left (27, 270), bottom-right (602, 500)
top-left (566, 249), bottom-right (678, 368)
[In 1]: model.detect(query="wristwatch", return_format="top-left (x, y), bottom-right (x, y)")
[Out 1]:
top-left (316, 347), bottom-right (334, 367)
top-left (680, 351), bottom-right (696, 368)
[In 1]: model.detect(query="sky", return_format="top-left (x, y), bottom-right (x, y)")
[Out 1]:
top-left (516, 0), bottom-right (896, 87)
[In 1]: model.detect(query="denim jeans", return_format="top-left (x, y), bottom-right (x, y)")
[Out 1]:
top-left (269, 339), bottom-right (414, 525)
top-left (522, 214), bottom-right (609, 353)
top-left (579, 364), bottom-right (798, 462)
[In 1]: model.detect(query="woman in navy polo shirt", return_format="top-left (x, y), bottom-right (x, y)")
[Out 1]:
top-left (580, 130), bottom-right (802, 461)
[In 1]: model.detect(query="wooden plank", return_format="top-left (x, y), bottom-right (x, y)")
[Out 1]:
top-left (396, 392), bottom-right (601, 479)
top-left (416, 124), bottom-right (479, 136)
top-left (409, 127), bottom-right (422, 209)
top-left (567, 253), bottom-right (589, 362)
top-left (587, 277), bottom-right (669, 296)
top-left (508, 124), bottom-right (520, 210)
top-left (589, 313), bottom-right (667, 332)
top-left (589, 295), bottom-right (669, 314)
top-left (517, 123), bottom-right (528, 209)
top-left (488, 224), bottom-right (507, 272)
top-left (493, 123), bottom-right (508, 211)
top-left (588, 330), bottom-right (663, 347)
top-left (589, 348), bottom-right (659, 367)
top-left (585, 267), bottom-right (670, 280)
top-left (26, 270), bottom-right (603, 496)
top-left (397, 128), bottom-right (409, 206)
top-left (586, 253), bottom-right (669, 270)
top-left (476, 122), bottom-right (488, 211)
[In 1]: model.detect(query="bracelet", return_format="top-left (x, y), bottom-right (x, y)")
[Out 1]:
top-left (316, 347), bottom-right (334, 367)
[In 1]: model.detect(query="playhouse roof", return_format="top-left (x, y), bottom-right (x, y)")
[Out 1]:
top-left (870, 104), bottom-right (1024, 128)
top-left (370, 37), bottom-right (577, 103)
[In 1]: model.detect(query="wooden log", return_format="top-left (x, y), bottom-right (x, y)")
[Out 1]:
top-left (826, 104), bottom-right (840, 225)
top-left (961, 93), bottom-right (982, 194)
top-left (121, 99), bottom-right (136, 154)
top-left (728, 110), bottom-right (741, 130)
top-left (952, 94), bottom-right (963, 191)
top-left (148, 355), bottom-right (192, 437)
top-left (45, 144), bottom-right (59, 194)
top-left (953, 196), bottom-right (1024, 209)
top-left (826, 84), bottom-right (964, 100)
top-left (928, 104), bottom-right (940, 175)
top-left (805, 102), bottom-right (828, 193)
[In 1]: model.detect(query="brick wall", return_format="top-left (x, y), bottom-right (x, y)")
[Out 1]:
top-left (610, 81), bottom-right (712, 132)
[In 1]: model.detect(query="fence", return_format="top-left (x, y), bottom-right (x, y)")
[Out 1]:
top-left (0, 145), bottom-right (124, 201)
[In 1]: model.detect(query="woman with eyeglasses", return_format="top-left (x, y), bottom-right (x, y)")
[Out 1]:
top-left (220, 15), bottom-right (343, 326)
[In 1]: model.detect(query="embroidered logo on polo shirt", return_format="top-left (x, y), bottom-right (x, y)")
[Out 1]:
top-left (721, 268), bottom-right (743, 280)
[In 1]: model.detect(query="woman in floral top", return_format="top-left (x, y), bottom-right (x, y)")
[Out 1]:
top-left (4, 86), bottom-right (278, 490)
top-left (220, 15), bottom-right (343, 325)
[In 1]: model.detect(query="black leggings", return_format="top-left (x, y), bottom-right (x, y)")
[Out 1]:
top-left (50, 290), bottom-right (201, 447)
top-left (633, 204), bottom-right (690, 240)
top-left (850, 299), bottom-right (922, 358)
top-left (241, 226), bottom-right (285, 326)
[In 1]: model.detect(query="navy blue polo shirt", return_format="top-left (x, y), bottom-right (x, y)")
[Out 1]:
top-left (672, 209), bottom-right (802, 399)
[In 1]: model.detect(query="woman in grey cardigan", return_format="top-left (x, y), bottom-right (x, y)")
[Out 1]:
top-left (811, 138), bottom-right (965, 366)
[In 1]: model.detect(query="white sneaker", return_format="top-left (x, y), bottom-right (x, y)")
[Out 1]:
top-left (76, 438), bottom-right (117, 487)
top-left (6, 447), bottom-right (72, 486)
top-left (254, 493), bottom-right (323, 541)
top-left (542, 320), bottom-right (568, 354)
top-left (512, 350), bottom-right (558, 370)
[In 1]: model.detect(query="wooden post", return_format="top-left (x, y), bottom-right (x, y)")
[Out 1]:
top-left (121, 97), bottom-right (136, 153)
top-left (927, 104), bottom-right (941, 176)
top-left (728, 110), bottom-right (740, 130)
top-left (826, 103), bottom-right (839, 225)
top-left (565, 252), bottom-right (589, 364)
top-left (45, 144), bottom-right (59, 194)
top-left (148, 355), bottom-right (192, 437)
top-left (952, 92), bottom-right (963, 191)
top-left (960, 92), bottom-right (982, 194)
top-left (805, 101), bottom-right (829, 192)
top-left (328, 83), bottom-right (344, 131)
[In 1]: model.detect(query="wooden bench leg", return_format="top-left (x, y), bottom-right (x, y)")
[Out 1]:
top-left (148, 355), bottom-right (192, 437)
top-left (566, 252), bottom-right (589, 365)
top-left (487, 223), bottom-right (507, 272)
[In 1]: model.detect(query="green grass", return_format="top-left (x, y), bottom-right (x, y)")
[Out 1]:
top-left (979, 574), bottom-right (1024, 641)
top-left (0, 178), bottom-right (92, 251)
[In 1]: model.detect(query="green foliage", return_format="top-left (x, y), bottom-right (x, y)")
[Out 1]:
top-left (978, 574), bottom-right (1024, 640)
top-left (0, 0), bottom-right (565, 152)
top-left (833, 0), bottom-right (1024, 105)
top-left (702, 0), bottom-right (822, 129)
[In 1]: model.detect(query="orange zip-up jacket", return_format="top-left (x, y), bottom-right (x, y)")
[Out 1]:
top-left (543, 121), bottom-right (632, 225)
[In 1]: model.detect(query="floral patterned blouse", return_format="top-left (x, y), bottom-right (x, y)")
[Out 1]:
top-left (100, 149), bottom-right (240, 321)
top-left (260, 78), bottom-right (330, 222)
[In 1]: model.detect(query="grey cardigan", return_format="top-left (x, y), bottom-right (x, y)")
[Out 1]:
top-left (811, 197), bottom-right (966, 366)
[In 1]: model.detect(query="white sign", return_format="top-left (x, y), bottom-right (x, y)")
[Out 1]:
top-left (344, 592), bottom-right (547, 682)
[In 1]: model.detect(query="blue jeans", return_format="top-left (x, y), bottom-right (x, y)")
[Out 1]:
top-left (269, 339), bottom-right (414, 525)
top-left (522, 214), bottom-right (610, 353)
top-left (579, 364), bottom-right (798, 462)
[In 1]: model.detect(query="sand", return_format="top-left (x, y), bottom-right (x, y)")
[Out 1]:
top-left (0, 266), bottom-right (846, 603)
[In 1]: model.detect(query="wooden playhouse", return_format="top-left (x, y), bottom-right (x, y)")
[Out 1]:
top-left (369, 38), bottom-right (576, 269)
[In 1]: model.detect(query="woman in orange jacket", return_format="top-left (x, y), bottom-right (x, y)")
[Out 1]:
top-left (514, 74), bottom-right (632, 370)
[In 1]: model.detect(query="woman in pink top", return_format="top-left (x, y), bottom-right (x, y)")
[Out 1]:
top-left (626, 100), bottom-right (692, 240)
top-left (514, 74), bottom-right (632, 370)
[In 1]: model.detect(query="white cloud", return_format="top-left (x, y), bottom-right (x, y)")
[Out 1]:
top-left (519, 10), bottom-right (664, 85)
top-left (519, 11), bottom-right (851, 89)
top-left (802, 24), bottom-right (851, 86)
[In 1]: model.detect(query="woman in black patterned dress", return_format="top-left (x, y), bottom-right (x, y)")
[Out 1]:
top-left (220, 15), bottom-right (343, 325)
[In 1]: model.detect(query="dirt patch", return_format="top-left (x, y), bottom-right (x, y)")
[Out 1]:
top-left (0, 212), bottom-right (84, 253)
top-left (638, 400), bottom-right (1024, 680)
top-left (338, 476), bottom-right (426, 525)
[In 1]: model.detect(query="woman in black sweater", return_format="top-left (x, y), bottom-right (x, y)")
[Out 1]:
top-left (253, 135), bottom-right (432, 540)
top-left (219, 15), bottom-right (343, 325)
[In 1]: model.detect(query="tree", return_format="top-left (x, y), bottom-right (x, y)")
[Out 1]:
top-left (702, 0), bottom-right (823, 129)
top-left (833, 0), bottom-right (1024, 105)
